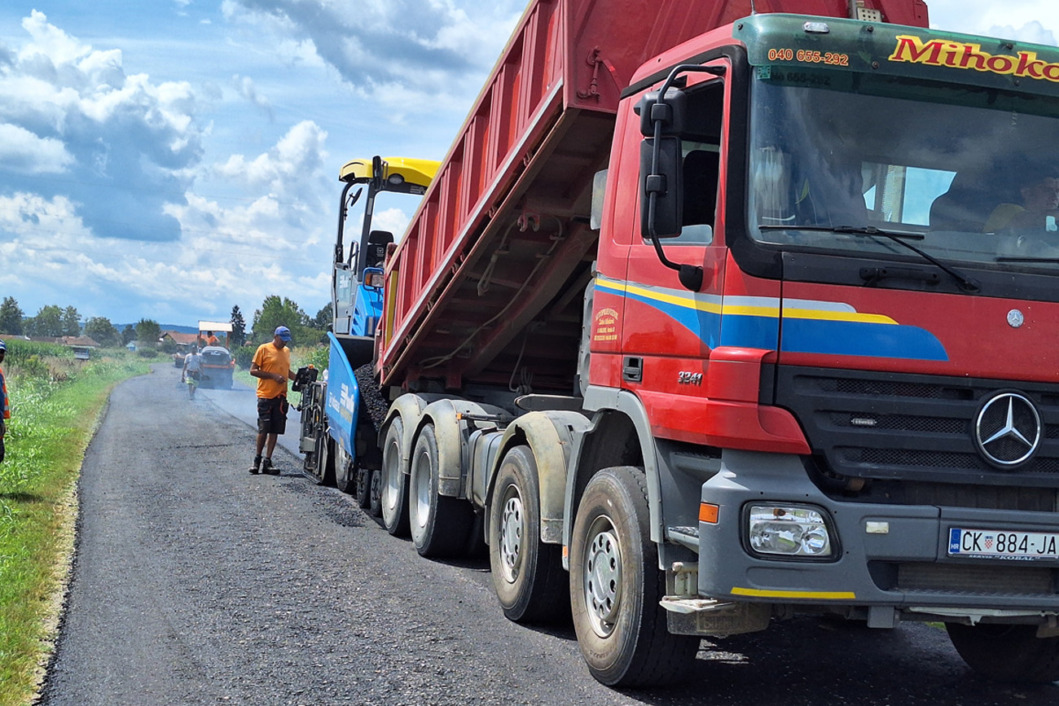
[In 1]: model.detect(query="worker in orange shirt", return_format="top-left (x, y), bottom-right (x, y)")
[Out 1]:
top-left (248, 326), bottom-right (295, 475)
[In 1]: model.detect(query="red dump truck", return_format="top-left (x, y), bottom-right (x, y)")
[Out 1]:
top-left (327, 0), bottom-right (1059, 686)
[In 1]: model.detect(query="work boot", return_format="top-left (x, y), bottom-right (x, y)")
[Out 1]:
top-left (262, 458), bottom-right (279, 475)
top-left (249, 455), bottom-right (261, 474)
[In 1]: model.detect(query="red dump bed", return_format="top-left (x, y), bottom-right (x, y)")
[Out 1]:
top-left (376, 0), bottom-right (928, 393)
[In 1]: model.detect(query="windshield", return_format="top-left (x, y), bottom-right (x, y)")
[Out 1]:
top-left (747, 69), bottom-right (1059, 268)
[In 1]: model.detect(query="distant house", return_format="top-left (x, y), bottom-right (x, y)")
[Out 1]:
top-left (60, 336), bottom-right (100, 348)
top-left (161, 331), bottom-right (200, 353)
top-left (59, 336), bottom-right (100, 360)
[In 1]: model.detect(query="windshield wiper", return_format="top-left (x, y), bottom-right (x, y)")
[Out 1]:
top-left (758, 224), bottom-right (980, 293)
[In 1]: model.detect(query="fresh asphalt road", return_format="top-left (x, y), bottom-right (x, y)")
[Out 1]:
top-left (38, 365), bottom-right (1059, 705)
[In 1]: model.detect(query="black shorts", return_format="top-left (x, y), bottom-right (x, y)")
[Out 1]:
top-left (257, 396), bottom-right (288, 435)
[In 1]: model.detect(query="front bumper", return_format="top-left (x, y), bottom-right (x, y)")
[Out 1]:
top-left (698, 450), bottom-right (1059, 616)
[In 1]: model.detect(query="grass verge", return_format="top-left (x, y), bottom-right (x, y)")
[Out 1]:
top-left (0, 348), bottom-right (148, 706)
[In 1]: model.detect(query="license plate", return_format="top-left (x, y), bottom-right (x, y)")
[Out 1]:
top-left (948, 528), bottom-right (1059, 561)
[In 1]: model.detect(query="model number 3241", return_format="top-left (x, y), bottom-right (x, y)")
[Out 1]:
top-left (678, 371), bottom-right (703, 385)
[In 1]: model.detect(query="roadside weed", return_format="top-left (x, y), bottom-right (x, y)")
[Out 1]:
top-left (0, 343), bottom-right (147, 706)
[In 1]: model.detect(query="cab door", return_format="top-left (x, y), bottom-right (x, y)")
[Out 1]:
top-left (603, 67), bottom-right (747, 444)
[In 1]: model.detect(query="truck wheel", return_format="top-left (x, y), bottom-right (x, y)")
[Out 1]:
top-left (368, 469), bottom-right (383, 518)
top-left (380, 418), bottom-right (410, 537)
top-left (354, 466), bottom-right (372, 507)
top-left (569, 466), bottom-right (698, 687)
top-left (947, 622), bottom-right (1059, 683)
top-left (335, 446), bottom-right (355, 494)
top-left (314, 434), bottom-right (336, 486)
top-left (488, 445), bottom-right (566, 623)
top-left (324, 436), bottom-right (338, 486)
top-left (409, 424), bottom-right (474, 558)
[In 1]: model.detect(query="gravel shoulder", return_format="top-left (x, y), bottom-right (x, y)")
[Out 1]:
top-left (38, 366), bottom-right (1059, 705)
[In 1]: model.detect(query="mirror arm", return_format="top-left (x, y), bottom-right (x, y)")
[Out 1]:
top-left (644, 68), bottom-right (719, 292)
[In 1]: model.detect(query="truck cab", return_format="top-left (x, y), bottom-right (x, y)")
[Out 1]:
top-left (610, 12), bottom-right (1059, 683)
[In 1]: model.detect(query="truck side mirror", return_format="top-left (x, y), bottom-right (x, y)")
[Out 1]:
top-left (636, 87), bottom-right (687, 239)
top-left (634, 71), bottom-right (721, 292)
top-left (636, 89), bottom-right (686, 137)
top-left (639, 136), bottom-right (683, 238)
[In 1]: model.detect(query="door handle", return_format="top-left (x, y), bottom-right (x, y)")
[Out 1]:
top-left (623, 356), bottom-right (643, 383)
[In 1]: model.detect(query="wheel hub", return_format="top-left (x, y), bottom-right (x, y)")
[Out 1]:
top-left (499, 492), bottom-right (523, 582)
top-left (369, 469), bottom-right (381, 507)
top-left (382, 443), bottom-right (401, 513)
top-left (413, 450), bottom-right (431, 529)
top-left (584, 522), bottom-right (622, 638)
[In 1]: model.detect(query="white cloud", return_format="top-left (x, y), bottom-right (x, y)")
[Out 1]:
top-left (0, 11), bottom-right (205, 243)
top-left (220, 0), bottom-right (524, 119)
top-left (986, 21), bottom-right (1057, 46)
top-left (930, 1), bottom-right (1059, 45)
top-left (232, 73), bottom-right (273, 120)
top-left (0, 123), bottom-right (74, 173)
top-left (214, 120), bottom-right (327, 208)
top-left (367, 207), bottom-right (410, 240)
top-left (0, 11), bottom-right (338, 322)
top-left (160, 120), bottom-right (335, 315)
top-left (20, 10), bottom-right (89, 66)
top-left (0, 191), bottom-right (88, 238)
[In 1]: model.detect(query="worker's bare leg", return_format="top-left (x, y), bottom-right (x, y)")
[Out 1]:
top-left (265, 434), bottom-right (278, 459)
top-left (250, 432), bottom-right (267, 474)
top-left (259, 433), bottom-right (280, 474)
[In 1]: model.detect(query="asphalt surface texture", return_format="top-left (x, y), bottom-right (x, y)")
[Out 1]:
top-left (38, 365), bottom-right (1059, 705)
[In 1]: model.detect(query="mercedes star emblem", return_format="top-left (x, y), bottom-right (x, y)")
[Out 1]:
top-left (1007, 309), bottom-right (1025, 328)
top-left (974, 392), bottom-right (1041, 467)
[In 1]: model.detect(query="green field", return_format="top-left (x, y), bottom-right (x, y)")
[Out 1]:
top-left (0, 342), bottom-right (148, 706)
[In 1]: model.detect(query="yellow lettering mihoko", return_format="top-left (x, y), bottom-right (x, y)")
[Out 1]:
top-left (889, 35), bottom-right (1059, 83)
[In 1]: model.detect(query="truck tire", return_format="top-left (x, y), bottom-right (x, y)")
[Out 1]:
top-left (354, 466), bottom-right (372, 507)
top-left (409, 424), bottom-right (474, 558)
top-left (368, 469), bottom-right (383, 518)
top-left (313, 434), bottom-right (336, 486)
top-left (380, 418), bottom-right (410, 537)
top-left (947, 622), bottom-right (1059, 683)
top-left (569, 466), bottom-right (698, 687)
top-left (488, 445), bottom-right (566, 623)
top-left (335, 446), bottom-right (355, 494)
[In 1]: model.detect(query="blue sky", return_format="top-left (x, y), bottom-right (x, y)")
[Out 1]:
top-left (0, 1), bottom-right (1056, 329)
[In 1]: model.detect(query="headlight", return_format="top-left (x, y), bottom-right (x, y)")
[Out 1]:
top-left (746, 504), bottom-right (834, 558)
top-left (365, 272), bottom-right (386, 288)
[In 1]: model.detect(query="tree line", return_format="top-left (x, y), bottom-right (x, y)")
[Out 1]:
top-left (0, 296), bottom-right (333, 349)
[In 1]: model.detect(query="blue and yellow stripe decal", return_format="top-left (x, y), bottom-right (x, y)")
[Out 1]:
top-left (594, 276), bottom-right (948, 361)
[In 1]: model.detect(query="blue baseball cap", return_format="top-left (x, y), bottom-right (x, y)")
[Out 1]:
top-left (274, 326), bottom-right (292, 341)
top-left (0, 339), bottom-right (5, 351)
